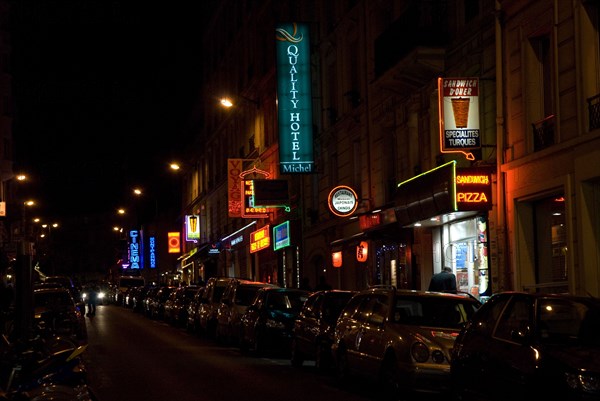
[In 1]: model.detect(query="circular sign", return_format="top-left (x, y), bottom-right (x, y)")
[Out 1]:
top-left (328, 185), bottom-right (358, 217)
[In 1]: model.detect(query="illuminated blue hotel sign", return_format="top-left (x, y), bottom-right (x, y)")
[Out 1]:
top-left (275, 22), bottom-right (314, 174)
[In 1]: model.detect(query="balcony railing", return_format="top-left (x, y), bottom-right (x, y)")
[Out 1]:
top-left (531, 115), bottom-right (555, 151)
top-left (588, 93), bottom-right (600, 131)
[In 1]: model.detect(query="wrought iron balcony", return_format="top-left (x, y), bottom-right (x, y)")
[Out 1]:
top-left (588, 93), bottom-right (600, 131)
top-left (531, 115), bottom-right (555, 151)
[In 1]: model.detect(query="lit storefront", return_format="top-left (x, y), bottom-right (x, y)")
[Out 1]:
top-left (394, 161), bottom-right (493, 300)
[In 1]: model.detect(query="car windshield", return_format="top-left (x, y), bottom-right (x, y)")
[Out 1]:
top-left (537, 298), bottom-right (600, 346)
top-left (394, 296), bottom-right (478, 329)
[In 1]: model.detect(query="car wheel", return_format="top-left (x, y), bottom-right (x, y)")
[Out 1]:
top-left (378, 354), bottom-right (401, 401)
top-left (290, 338), bottom-right (304, 368)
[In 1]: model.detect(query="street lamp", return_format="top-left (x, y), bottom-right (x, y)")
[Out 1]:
top-left (218, 94), bottom-right (260, 109)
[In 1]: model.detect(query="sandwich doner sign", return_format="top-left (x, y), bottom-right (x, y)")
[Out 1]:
top-left (438, 77), bottom-right (480, 161)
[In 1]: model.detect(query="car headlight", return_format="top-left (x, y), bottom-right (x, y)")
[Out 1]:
top-left (98, 292), bottom-right (105, 299)
top-left (82, 293), bottom-right (87, 300)
top-left (411, 342), bottom-right (430, 363)
top-left (566, 372), bottom-right (600, 394)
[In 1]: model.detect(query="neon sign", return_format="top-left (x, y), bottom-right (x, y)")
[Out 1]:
top-left (250, 225), bottom-right (270, 253)
top-left (185, 215), bottom-right (200, 242)
top-left (455, 169), bottom-right (492, 210)
top-left (228, 159), bottom-right (243, 217)
top-left (129, 230), bottom-right (140, 269)
top-left (273, 221), bottom-right (291, 251)
top-left (168, 232), bottom-right (180, 254)
top-left (149, 235), bottom-right (156, 269)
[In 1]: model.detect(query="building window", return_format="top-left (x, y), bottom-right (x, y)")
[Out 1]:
top-left (520, 194), bottom-right (568, 294)
top-left (534, 195), bottom-right (567, 287)
top-left (528, 33), bottom-right (555, 151)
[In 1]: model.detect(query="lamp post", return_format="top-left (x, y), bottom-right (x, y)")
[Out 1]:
top-left (14, 199), bottom-right (36, 342)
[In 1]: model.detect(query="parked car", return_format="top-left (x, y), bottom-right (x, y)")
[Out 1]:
top-left (131, 285), bottom-right (154, 313)
top-left (115, 275), bottom-right (145, 305)
top-left (451, 291), bottom-right (600, 401)
top-left (240, 287), bottom-right (310, 356)
top-left (186, 286), bottom-right (206, 333)
top-left (33, 287), bottom-right (87, 345)
top-left (42, 275), bottom-right (83, 307)
top-left (291, 289), bottom-right (355, 370)
top-left (149, 286), bottom-right (176, 320)
top-left (215, 279), bottom-right (278, 345)
top-left (143, 287), bottom-right (161, 318)
top-left (164, 285), bottom-right (201, 326)
top-left (197, 277), bottom-right (234, 338)
top-left (331, 287), bottom-right (481, 399)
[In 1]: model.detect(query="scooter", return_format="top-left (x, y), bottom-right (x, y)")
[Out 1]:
top-left (0, 335), bottom-right (95, 400)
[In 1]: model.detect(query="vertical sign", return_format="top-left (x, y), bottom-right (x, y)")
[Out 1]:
top-left (228, 159), bottom-right (242, 217)
top-left (129, 230), bottom-right (140, 269)
top-left (275, 22), bottom-right (314, 174)
top-left (438, 77), bottom-right (480, 161)
top-left (168, 232), bottom-right (180, 254)
top-left (185, 214), bottom-right (200, 242)
top-left (148, 235), bottom-right (157, 269)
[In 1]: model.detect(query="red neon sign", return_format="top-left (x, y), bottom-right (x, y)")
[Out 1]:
top-left (250, 225), bottom-right (270, 253)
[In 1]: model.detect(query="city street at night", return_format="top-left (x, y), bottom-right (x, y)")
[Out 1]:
top-left (83, 305), bottom-right (373, 401)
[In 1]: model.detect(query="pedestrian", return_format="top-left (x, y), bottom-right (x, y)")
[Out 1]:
top-left (428, 266), bottom-right (457, 293)
top-left (315, 275), bottom-right (332, 291)
top-left (87, 285), bottom-right (98, 317)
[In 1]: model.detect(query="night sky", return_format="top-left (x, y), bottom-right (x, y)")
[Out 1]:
top-left (10, 1), bottom-right (207, 219)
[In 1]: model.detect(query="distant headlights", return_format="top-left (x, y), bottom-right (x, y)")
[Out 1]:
top-left (565, 372), bottom-right (600, 394)
top-left (98, 292), bottom-right (105, 300)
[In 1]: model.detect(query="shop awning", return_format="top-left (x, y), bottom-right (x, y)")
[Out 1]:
top-left (393, 161), bottom-right (457, 226)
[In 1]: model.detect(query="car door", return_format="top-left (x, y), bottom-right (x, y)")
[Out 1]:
top-left (487, 294), bottom-right (537, 398)
top-left (452, 292), bottom-right (509, 397)
top-left (355, 294), bottom-right (389, 375)
top-left (338, 294), bottom-right (371, 371)
top-left (294, 293), bottom-right (318, 354)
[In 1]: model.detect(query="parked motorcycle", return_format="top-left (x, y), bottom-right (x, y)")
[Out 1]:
top-left (0, 334), bottom-right (95, 400)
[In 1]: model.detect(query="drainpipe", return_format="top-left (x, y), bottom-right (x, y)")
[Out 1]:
top-left (495, 0), bottom-right (508, 292)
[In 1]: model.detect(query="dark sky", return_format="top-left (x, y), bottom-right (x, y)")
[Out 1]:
top-left (10, 1), bottom-right (207, 219)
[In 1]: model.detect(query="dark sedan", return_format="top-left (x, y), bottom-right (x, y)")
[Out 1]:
top-left (451, 291), bottom-right (600, 401)
top-left (240, 287), bottom-right (310, 356)
top-left (291, 289), bottom-right (354, 370)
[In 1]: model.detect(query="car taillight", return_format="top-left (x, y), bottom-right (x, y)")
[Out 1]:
top-left (411, 342), bottom-right (429, 362)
